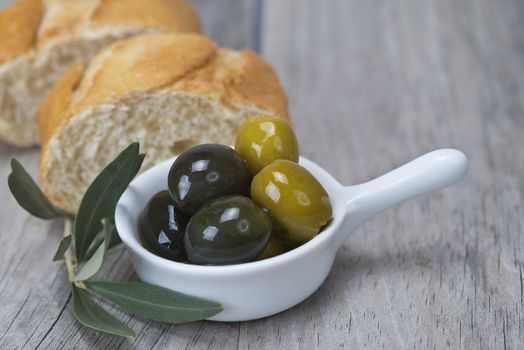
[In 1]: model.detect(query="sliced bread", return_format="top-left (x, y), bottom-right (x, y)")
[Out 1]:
top-left (0, 0), bottom-right (201, 147)
top-left (38, 33), bottom-right (289, 213)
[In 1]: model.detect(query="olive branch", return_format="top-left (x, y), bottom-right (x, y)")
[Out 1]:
top-left (7, 143), bottom-right (222, 338)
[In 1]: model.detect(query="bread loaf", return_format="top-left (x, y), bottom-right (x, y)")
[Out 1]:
top-left (0, 0), bottom-right (201, 147)
top-left (38, 33), bottom-right (289, 213)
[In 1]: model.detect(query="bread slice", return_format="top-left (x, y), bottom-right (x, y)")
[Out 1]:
top-left (38, 33), bottom-right (289, 213)
top-left (0, 0), bottom-right (201, 147)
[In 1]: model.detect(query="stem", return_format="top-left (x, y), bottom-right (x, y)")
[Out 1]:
top-left (63, 218), bottom-right (86, 288)
top-left (63, 219), bottom-right (76, 280)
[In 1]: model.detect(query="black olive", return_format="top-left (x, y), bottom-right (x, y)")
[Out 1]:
top-left (184, 196), bottom-right (272, 265)
top-left (168, 144), bottom-right (251, 214)
top-left (140, 190), bottom-right (190, 262)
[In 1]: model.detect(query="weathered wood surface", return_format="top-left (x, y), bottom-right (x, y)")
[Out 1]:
top-left (1, 0), bottom-right (523, 349)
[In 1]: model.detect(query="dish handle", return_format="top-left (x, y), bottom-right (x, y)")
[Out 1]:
top-left (332, 149), bottom-right (469, 249)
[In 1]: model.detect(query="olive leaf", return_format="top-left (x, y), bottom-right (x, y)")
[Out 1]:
top-left (8, 142), bottom-right (224, 339)
top-left (83, 230), bottom-right (105, 261)
top-left (53, 235), bottom-right (72, 261)
top-left (75, 143), bottom-right (144, 261)
top-left (71, 285), bottom-right (135, 338)
top-left (83, 225), bottom-right (121, 261)
top-left (8, 159), bottom-right (61, 219)
top-left (73, 219), bottom-right (113, 282)
top-left (86, 281), bottom-right (223, 323)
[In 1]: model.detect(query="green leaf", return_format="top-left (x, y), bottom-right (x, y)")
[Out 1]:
top-left (73, 219), bottom-right (112, 281)
top-left (75, 143), bottom-right (144, 261)
top-left (83, 231), bottom-right (105, 261)
top-left (83, 225), bottom-right (121, 261)
top-left (86, 281), bottom-right (223, 323)
top-left (135, 153), bottom-right (146, 176)
top-left (71, 285), bottom-right (135, 338)
top-left (53, 235), bottom-right (72, 261)
top-left (7, 159), bottom-right (60, 219)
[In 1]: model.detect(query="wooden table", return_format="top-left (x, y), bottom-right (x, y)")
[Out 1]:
top-left (1, 0), bottom-right (523, 348)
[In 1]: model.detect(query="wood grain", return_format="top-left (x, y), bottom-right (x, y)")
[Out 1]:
top-left (1, 0), bottom-right (523, 349)
top-left (262, 0), bottom-right (524, 349)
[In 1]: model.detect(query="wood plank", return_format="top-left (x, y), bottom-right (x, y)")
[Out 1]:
top-left (1, 0), bottom-right (524, 349)
top-left (258, 0), bottom-right (524, 349)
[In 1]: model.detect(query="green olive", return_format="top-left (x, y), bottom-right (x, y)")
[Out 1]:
top-left (184, 196), bottom-right (272, 265)
top-left (256, 235), bottom-right (287, 260)
top-left (250, 160), bottom-right (333, 243)
top-left (235, 115), bottom-right (299, 174)
top-left (256, 223), bottom-right (303, 260)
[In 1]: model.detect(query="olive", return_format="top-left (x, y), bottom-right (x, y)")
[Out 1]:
top-left (168, 144), bottom-right (251, 215)
top-left (256, 235), bottom-right (287, 260)
top-left (250, 160), bottom-right (333, 243)
top-left (184, 196), bottom-right (272, 265)
top-left (140, 190), bottom-right (190, 262)
top-left (235, 115), bottom-right (299, 174)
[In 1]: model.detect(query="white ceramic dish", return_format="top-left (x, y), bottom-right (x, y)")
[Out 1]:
top-left (115, 148), bottom-right (468, 321)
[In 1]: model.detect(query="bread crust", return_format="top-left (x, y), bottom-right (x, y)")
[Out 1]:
top-left (0, 0), bottom-right (44, 66)
top-left (39, 33), bottom-right (289, 151)
top-left (0, 0), bottom-right (201, 147)
top-left (37, 0), bottom-right (201, 49)
top-left (0, 0), bottom-right (202, 62)
top-left (38, 60), bottom-right (85, 149)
